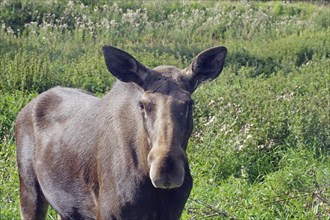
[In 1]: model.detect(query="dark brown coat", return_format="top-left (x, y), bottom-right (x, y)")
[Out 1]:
top-left (15, 46), bottom-right (227, 219)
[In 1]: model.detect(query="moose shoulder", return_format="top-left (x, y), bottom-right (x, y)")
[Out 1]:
top-left (16, 46), bottom-right (227, 219)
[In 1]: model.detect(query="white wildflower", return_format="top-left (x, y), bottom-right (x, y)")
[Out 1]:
top-left (205, 116), bottom-right (216, 126)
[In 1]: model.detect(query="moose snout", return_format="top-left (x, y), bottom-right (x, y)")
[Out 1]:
top-left (148, 147), bottom-right (186, 189)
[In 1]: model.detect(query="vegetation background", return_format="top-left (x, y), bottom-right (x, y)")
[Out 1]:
top-left (0, 0), bottom-right (329, 219)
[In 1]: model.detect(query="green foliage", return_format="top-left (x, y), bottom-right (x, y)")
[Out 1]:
top-left (0, 91), bottom-right (36, 219)
top-left (187, 59), bottom-right (329, 218)
top-left (0, 0), bottom-right (329, 219)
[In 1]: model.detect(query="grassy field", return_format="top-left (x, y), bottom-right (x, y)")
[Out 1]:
top-left (1, 0), bottom-right (329, 219)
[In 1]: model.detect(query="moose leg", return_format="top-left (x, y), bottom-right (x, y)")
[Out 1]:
top-left (16, 108), bottom-right (49, 219)
top-left (17, 137), bottom-right (48, 219)
top-left (19, 173), bottom-right (49, 220)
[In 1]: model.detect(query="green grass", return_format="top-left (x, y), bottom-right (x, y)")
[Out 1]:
top-left (0, 0), bottom-right (329, 219)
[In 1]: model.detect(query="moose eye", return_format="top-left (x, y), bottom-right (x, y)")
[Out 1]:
top-left (138, 101), bottom-right (144, 110)
top-left (139, 99), bottom-right (154, 113)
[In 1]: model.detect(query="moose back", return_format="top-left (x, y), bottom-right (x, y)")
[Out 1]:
top-left (15, 45), bottom-right (227, 219)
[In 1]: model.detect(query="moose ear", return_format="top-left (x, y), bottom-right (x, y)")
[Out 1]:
top-left (185, 46), bottom-right (227, 92)
top-left (102, 45), bottom-right (149, 87)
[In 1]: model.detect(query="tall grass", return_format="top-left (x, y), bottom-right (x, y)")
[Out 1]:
top-left (0, 0), bottom-right (329, 219)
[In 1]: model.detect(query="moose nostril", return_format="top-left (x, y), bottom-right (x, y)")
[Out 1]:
top-left (147, 152), bottom-right (155, 167)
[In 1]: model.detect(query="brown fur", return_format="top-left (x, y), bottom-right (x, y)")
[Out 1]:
top-left (16, 45), bottom-right (227, 219)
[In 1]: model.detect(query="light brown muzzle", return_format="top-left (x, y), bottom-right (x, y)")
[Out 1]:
top-left (148, 146), bottom-right (186, 189)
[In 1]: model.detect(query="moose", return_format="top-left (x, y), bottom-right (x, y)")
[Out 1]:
top-left (15, 45), bottom-right (227, 219)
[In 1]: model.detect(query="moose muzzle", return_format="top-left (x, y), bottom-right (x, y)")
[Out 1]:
top-left (148, 146), bottom-right (186, 189)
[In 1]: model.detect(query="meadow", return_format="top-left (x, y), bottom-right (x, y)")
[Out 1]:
top-left (0, 0), bottom-right (329, 219)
